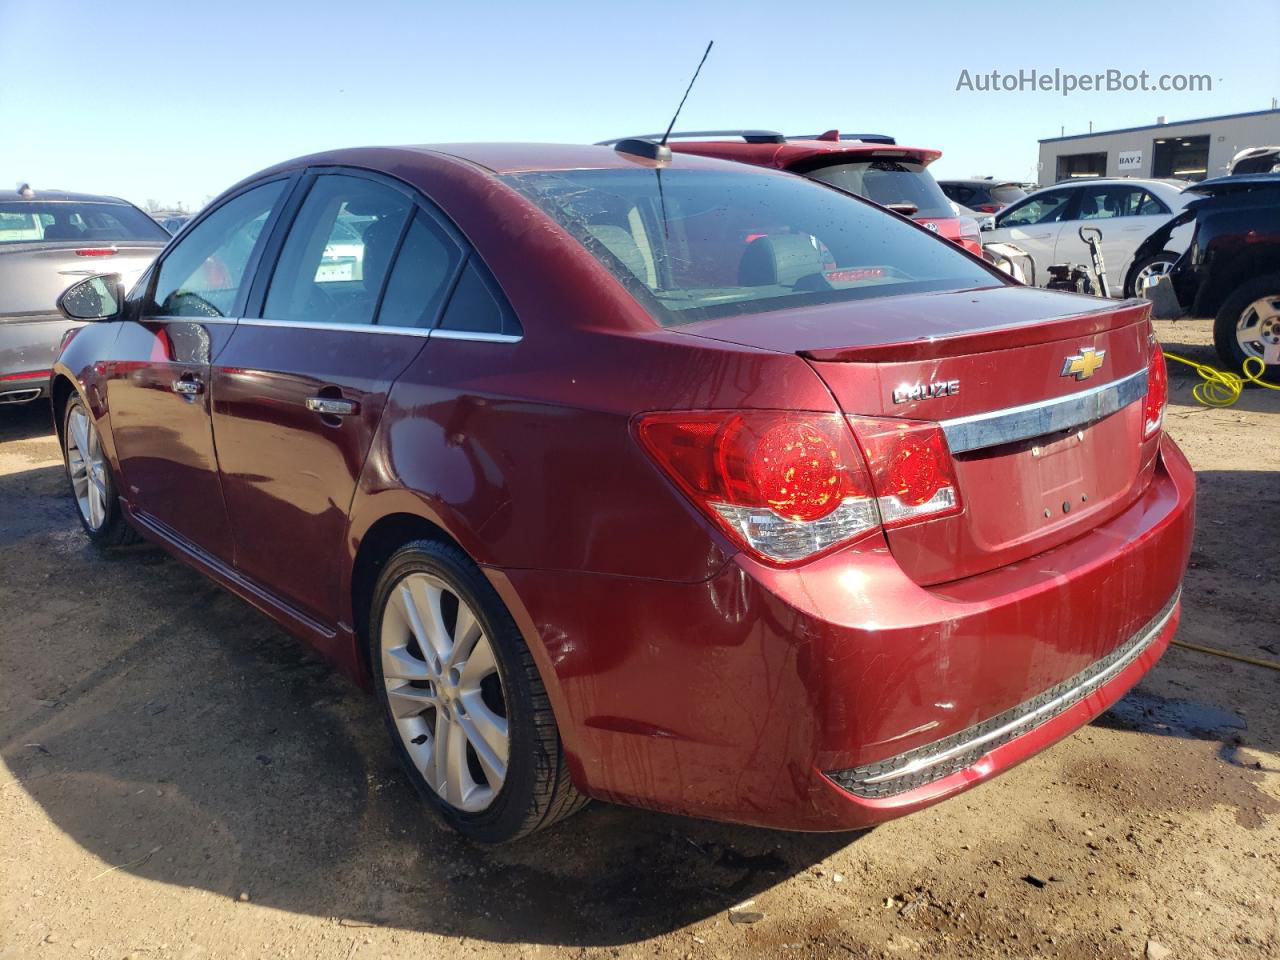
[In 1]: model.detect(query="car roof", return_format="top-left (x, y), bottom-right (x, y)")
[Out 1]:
top-left (0, 188), bottom-right (131, 203)
top-left (1048, 178), bottom-right (1188, 189)
top-left (1187, 172), bottom-right (1280, 195)
top-left (405, 142), bottom-right (773, 175)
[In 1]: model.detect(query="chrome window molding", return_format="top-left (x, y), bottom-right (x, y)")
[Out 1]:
top-left (144, 316), bottom-right (523, 342)
top-left (938, 368), bottom-right (1148, 455)
top-left (237, 317), bottom-right (430, 337)
top-left (826, 588), bottom-right (1180, 799)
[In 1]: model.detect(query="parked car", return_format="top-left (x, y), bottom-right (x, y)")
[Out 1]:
top-left (1229, 147), bottom-right (1280, 176)
top-left (1142, 173), bottom-right (1280, 379)
top-left (158, 214), bottom-right (193, 234)
top-left (938, 178), bottom-right (1028, 214)
top-left (0, 186), bottom-right (169, 405)
top-left (52, 143), bottom-right (1192, 842)
top-left (982, 178), bottom-right (1194, 297)
top-left (601, 130), bottom-right (984, 255)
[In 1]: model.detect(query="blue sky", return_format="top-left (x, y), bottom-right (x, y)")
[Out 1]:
top-left (3, 0), bottom-right (1277, 210)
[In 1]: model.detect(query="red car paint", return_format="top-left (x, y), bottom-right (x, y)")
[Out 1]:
top-left (52, 143), bottom-right (1194, 832)
top-left (666, 136), bottom-right (985, 256)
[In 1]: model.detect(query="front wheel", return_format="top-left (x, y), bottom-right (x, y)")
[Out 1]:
top-left (61, 395), bottom-right (139, 546)
top-left (1213, 274), bottom-right (1280, 383)
top-left (369, 539), bottom-right (586, 842)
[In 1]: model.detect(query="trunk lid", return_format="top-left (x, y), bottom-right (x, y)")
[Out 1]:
top-left (679, 286), bottom-right (1159, 584)
top-left (0, 242), bottom-right (162, 316)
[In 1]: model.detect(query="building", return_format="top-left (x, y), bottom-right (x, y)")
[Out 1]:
top-left (1037, 107), bottom-right (1280, 185)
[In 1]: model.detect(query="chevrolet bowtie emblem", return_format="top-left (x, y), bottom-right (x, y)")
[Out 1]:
top-left (1061, 347), bottom-right (1106, 381)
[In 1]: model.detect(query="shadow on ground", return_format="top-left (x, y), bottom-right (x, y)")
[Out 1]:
top-left (0, 401), bottom-right (54, 443)
top-left (0, 458), bottom-right (853, 947)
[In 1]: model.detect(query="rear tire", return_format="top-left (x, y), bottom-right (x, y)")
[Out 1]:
top-left (1125, 251), bottom-right (1179, 298)
top-left (369, 539), bottom-right (586, 842)
top-left (1213, 273), bottom-right (1280, 383)
top-left (61, 395), bottom-right (140, 547)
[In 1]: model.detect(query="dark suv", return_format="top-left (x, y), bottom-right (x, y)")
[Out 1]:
top-left (602, 130), bottom-right (982, 255)
top-left (1142, 173), bottom-right (1280, 378)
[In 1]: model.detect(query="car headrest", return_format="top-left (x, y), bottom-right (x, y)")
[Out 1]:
top-left (738, 234), bottom-right (828, 287)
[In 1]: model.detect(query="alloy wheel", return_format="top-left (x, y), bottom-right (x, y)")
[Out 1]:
top-left (66, 405), bottom-right (109, 531)
top-left (1133, 258), bottom-right (1174, 296)
top-left (379, 572), bottom-right (509, 812)
top-left (1235, 296), bottom-right (1280, 363)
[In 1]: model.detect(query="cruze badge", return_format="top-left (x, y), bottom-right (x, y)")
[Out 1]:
top-left (893, 380), bottom-right (960, 404)
top-left (1061, 347), bottom-right (1106, 381)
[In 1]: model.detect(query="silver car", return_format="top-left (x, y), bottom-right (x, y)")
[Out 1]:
top-left (0, 186), bottom-right (168, 406)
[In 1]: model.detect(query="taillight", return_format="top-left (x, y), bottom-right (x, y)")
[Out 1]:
top-left (74, 248), bottom-right (118, 257)
top-left (957, 216), bottom-right (981, 242)
top-left (1143, 343), bottom-right (1168, 439)
top-left (848, 418), bottom-right (963, 528)
top-left (635, 411), bottom-right (962, 564)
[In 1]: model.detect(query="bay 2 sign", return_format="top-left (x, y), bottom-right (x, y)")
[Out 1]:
top-left (1118, 150), bottom-right (1143, 172)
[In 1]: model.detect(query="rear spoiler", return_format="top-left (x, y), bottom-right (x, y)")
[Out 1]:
top-left (800, 299), bottom-right (1152, 363)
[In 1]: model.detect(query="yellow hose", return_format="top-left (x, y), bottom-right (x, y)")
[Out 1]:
top-left (1172, 639), bottom-right (1280, 672)
top-left (1162, 352), bottom-right (1279, 407)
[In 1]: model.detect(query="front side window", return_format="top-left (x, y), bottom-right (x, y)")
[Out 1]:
top-left (505, 168), bottom-right (999, 326)
top-left (997, 189), bottom-right (1076, 228)
top-left (262, 174), bottom-right (411, 326)
top-left (149, 181), bottom-right (285, 318)
top-left (0, 201), bottom-right (169, 245)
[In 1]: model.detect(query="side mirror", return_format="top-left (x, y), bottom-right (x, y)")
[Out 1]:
top-left (57, 274), bottom-right (124, 322)
top-left (979, 216), bottom-right (996, 232)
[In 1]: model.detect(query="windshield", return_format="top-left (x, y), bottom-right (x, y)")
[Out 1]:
top-left (504, 168), bottom-right (999, 326)
top-left (799, 159), bottom-right (956, 219)
top-left (0, 201), bottom-right (169, 245)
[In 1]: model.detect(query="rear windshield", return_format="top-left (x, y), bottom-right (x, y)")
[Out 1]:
top-left (990, 183), bottom-right (1029, 204)
top-left (0, 201), bottom-right (169, 245)
top-left (799, 159), bottom-right (957, 219)
top-left (504, 169), bottom-right (999, 326)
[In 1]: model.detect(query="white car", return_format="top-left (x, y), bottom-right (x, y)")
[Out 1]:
top-left (981, 178), bottom-right (1194, 297)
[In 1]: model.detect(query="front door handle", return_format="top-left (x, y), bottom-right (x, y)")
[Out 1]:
top-left (305, 396), bottom-right (359, 416)
top-left (173, 377), bottom-right (203, 396)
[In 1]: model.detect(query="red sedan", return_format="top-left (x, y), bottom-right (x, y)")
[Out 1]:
top-left (51, 143), bottom-right (1193, 842)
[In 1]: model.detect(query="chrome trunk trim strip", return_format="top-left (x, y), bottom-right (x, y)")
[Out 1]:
top-left (939, 368), bottom-right (1148, 454)
top-left (825, 588), bottom-right (1180, 799)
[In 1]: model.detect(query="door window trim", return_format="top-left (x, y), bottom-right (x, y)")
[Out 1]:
top-left (239, 164), bottom-right (522, 342)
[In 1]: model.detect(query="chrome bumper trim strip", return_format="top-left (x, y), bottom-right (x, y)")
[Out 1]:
top-left (826, 588), bottom-right (1180, 799)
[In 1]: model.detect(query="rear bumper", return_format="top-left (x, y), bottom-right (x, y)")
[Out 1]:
top-left (1, 314), bottom-right (70, 403)
top-left (488, 436), bottom-right (1195, 831)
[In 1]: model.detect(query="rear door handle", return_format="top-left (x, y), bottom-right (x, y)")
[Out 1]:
top-left (305, 396), bottom-right (359, 416)
top-left (172, 377), bottom-right (203, 396)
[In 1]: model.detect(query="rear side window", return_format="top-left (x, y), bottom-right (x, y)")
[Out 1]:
top-left (438, 259), bottom-right (520, 336)
top-left (0, 201), bottom-right (169, 245)
top-left (377, 210), bottom-right (463, 328)
top-left (263, 174), bottom-right (412, 326)
top-left (505, 168), bottom-right (998, 326)
top-left (800, 159), bottom-right (956, 219)
top-left (149, 181), bottom-right (285, 318)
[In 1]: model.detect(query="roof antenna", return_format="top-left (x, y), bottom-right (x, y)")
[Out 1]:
top-left (614, 41), bottom-right (714, 164)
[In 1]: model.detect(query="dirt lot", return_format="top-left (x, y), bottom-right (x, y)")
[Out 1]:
top-left (1, 317), bottom-right (1276, 960)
